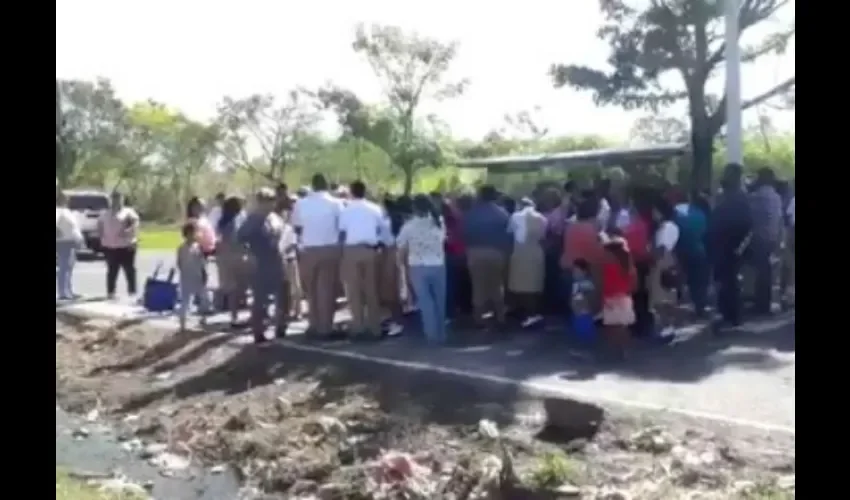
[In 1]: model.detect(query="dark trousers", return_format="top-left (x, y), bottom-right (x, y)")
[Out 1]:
top-left (631, 260), bottom-right (652, 337)
top-left (716, 254), bottom-right (742, 325)
top-left (445, 253), bottom-right (471, 318)
top-left (251, 276), bottom-right (290, 340)
top-left (684, 253), bottom-right (710, 314)
top-left (748, 240), bottom-right (773, 314)
top-left (104, 246), bottom-right (137, 296)
top-left (560, 269), bottom-right (573, 320)
top-left (543, 247), bottom-right (563, 315)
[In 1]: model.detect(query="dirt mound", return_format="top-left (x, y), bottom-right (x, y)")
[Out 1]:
top-left (56, 316), bottom-right (795, 499)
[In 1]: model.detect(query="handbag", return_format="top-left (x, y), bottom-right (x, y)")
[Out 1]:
top-left (143, 263), bottom-right (178, 313)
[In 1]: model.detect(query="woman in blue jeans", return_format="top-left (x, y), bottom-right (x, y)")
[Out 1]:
top-left (397, 195), bottom-right (447, 344)
top-left (56, 190), bottom-right (83, 300)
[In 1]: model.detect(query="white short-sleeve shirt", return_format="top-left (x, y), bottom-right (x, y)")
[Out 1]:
top-left (291, 191), bottom-right (343, 248)
top-left (654, 220), bottom-right (680, 252)
top-left (339, 199), bottom-right (383, 246)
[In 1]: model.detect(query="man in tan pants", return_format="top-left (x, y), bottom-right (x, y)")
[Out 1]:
top-left (338, 180), bottom-right (384, 339)
top-left (461, 185), bottom-right (511, 327)
top-left (467, 247), bottom-right (508, 324)
top-left (291, 174), bottom-right (344, 338)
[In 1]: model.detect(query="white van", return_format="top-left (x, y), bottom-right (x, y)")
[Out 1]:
top-left (64, 189), bottom-right (110, 253)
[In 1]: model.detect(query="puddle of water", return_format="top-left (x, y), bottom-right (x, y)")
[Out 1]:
top-left (56, 406), bottom-right (242, 500)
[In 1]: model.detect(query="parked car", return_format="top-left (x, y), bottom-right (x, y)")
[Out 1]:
top-left (65, 189), bottom-right (110, 254)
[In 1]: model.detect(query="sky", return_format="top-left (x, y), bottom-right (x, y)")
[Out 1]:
top-left (56, 0), bottom-right (795, 142)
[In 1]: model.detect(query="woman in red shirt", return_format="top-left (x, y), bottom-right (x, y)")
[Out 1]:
top-left (601, 237), bottom-right (636, 359)
top-left (622, 190), bottom-right (655, 337)
top-left (562, 196), bottom-right (605, 314)
top-left (443, 199), bottom-right (472, 318)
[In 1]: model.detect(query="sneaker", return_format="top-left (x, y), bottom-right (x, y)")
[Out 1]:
top-left (521, 315), bottom-right (544, 328)
top-left (657, 326), bottom-right (676, 344)
top-left (385, 322), bottom-right (403, 337)
top-left (274, 325), bottom-right (288, 339)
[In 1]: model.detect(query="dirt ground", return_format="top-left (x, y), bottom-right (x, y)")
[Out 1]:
top-left (55, 316), bottom-right (795, 500)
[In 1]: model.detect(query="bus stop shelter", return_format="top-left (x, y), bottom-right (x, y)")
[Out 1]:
top-left (457, 143), bottom-right (689, 174)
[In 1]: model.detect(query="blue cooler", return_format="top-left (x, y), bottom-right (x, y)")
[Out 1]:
top-left (143, 264), bottom-right (178, 313)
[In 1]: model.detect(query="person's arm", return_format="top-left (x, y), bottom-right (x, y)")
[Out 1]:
top-left (395, 223), bottom-right (410, 287)
top-left (236, 214), bottom-right (255, 245)
top-left (64, 209), bottom-right (84, 244)
top-left (337, 205), bottom-right (348, 246)
top-left (176, 246), bottom-right (184, 274)
top-left (123, 208), bottom-right (140, 242)
top-left (560, 227), bottom-right (571, 269)
top-left (290, 199), bottom-right (303, 239)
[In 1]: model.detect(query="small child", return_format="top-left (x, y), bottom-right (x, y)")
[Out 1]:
top-left (601, 237), bottom-right (637, 359)
top-left (570, 259), bottom-right (597, 340)
top-left (177, 221), bottom-right (211, 331)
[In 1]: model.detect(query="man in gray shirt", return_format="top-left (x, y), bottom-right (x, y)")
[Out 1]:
top-left (747, 168), bottom-right (783, 315)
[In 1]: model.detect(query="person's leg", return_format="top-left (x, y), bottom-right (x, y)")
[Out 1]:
top-left (104, 248), bottom-right (120, 298)
top-left (56, 241), bottom-right (73, 299)
top-left (285, 259), bottom-right (303, 319)
top-left (784, 227), bottom-right (795, 305)
top-left (561, 268), bottom-right (574, 320)
top-left (118, 246), bottom-right (138, 296)
top-left (317, 246), bottom-right (341, 335)
top-left (716, 256), bottom-right (742, 326)
top-left (250, 279), bottom-right (271, 343)
top-left (360, 248), bottom-right (381, 336)
top-left (466, 249), bottom-right (487, 324)
top-left (686, 254), bottom-right (709, 316)
top-left (431, 264), bottom-right (448, 343)
top-left (341, 247), bottom-right (364, 333)
top-left (444, 253), bottom-right (457, 319)
top-left (196, 282), bottom-right (211, 326)
top-left (300, 248), bottom-right (321, 334)
top-left (631, 260), bottom-right (651, 337)
top-left (178, 282), bottom-right (192, 331)
top-left (751, 241), bottom-right (773, 314)
top-left (274, 273), bottom-right (290, 338)
top-left (410, 266), bottom-right (438, 343)
top-left (488, 250), bottom-right (507, 324)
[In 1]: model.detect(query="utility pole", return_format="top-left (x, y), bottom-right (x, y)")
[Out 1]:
top-left (725, 0), bottom-right (743, 164)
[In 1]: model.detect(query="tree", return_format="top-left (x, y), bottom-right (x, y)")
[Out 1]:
top-left (348, 23), bottom-right (468, 194)
top-left (629, 115), bottom-right (689, 144)
top-left (56, 78), bottom-right (130, 187)
top-left (215, 90), bottom-right (322, 182)
top-left (550, 0), bottom-right (795, 189)
top-left (127, 102), bottom-right (221, 216)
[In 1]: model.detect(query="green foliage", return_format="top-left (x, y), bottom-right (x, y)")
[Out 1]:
top-left (549, 0), bottom-right (795, 189)
top-left (57, 21), bottom-right (794, 222)
top-left (527, 451), bottom-right (582, 489)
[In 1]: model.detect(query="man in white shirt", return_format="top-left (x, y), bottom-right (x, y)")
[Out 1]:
top-left (291, 174), bottom-right (344, 338)
top-left (56, 190), bottom-right (83, 300)
top-left (338, 180), bottom-right (384, 339)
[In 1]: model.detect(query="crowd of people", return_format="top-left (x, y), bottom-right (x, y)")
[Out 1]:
top-left (56, 162), bottom-right (795, 357)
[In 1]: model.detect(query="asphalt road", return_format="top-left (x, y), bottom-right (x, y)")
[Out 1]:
top-left (69, 251), bottom-right (214, 299)
top-left (62, 251), bottom-right (795, 432)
